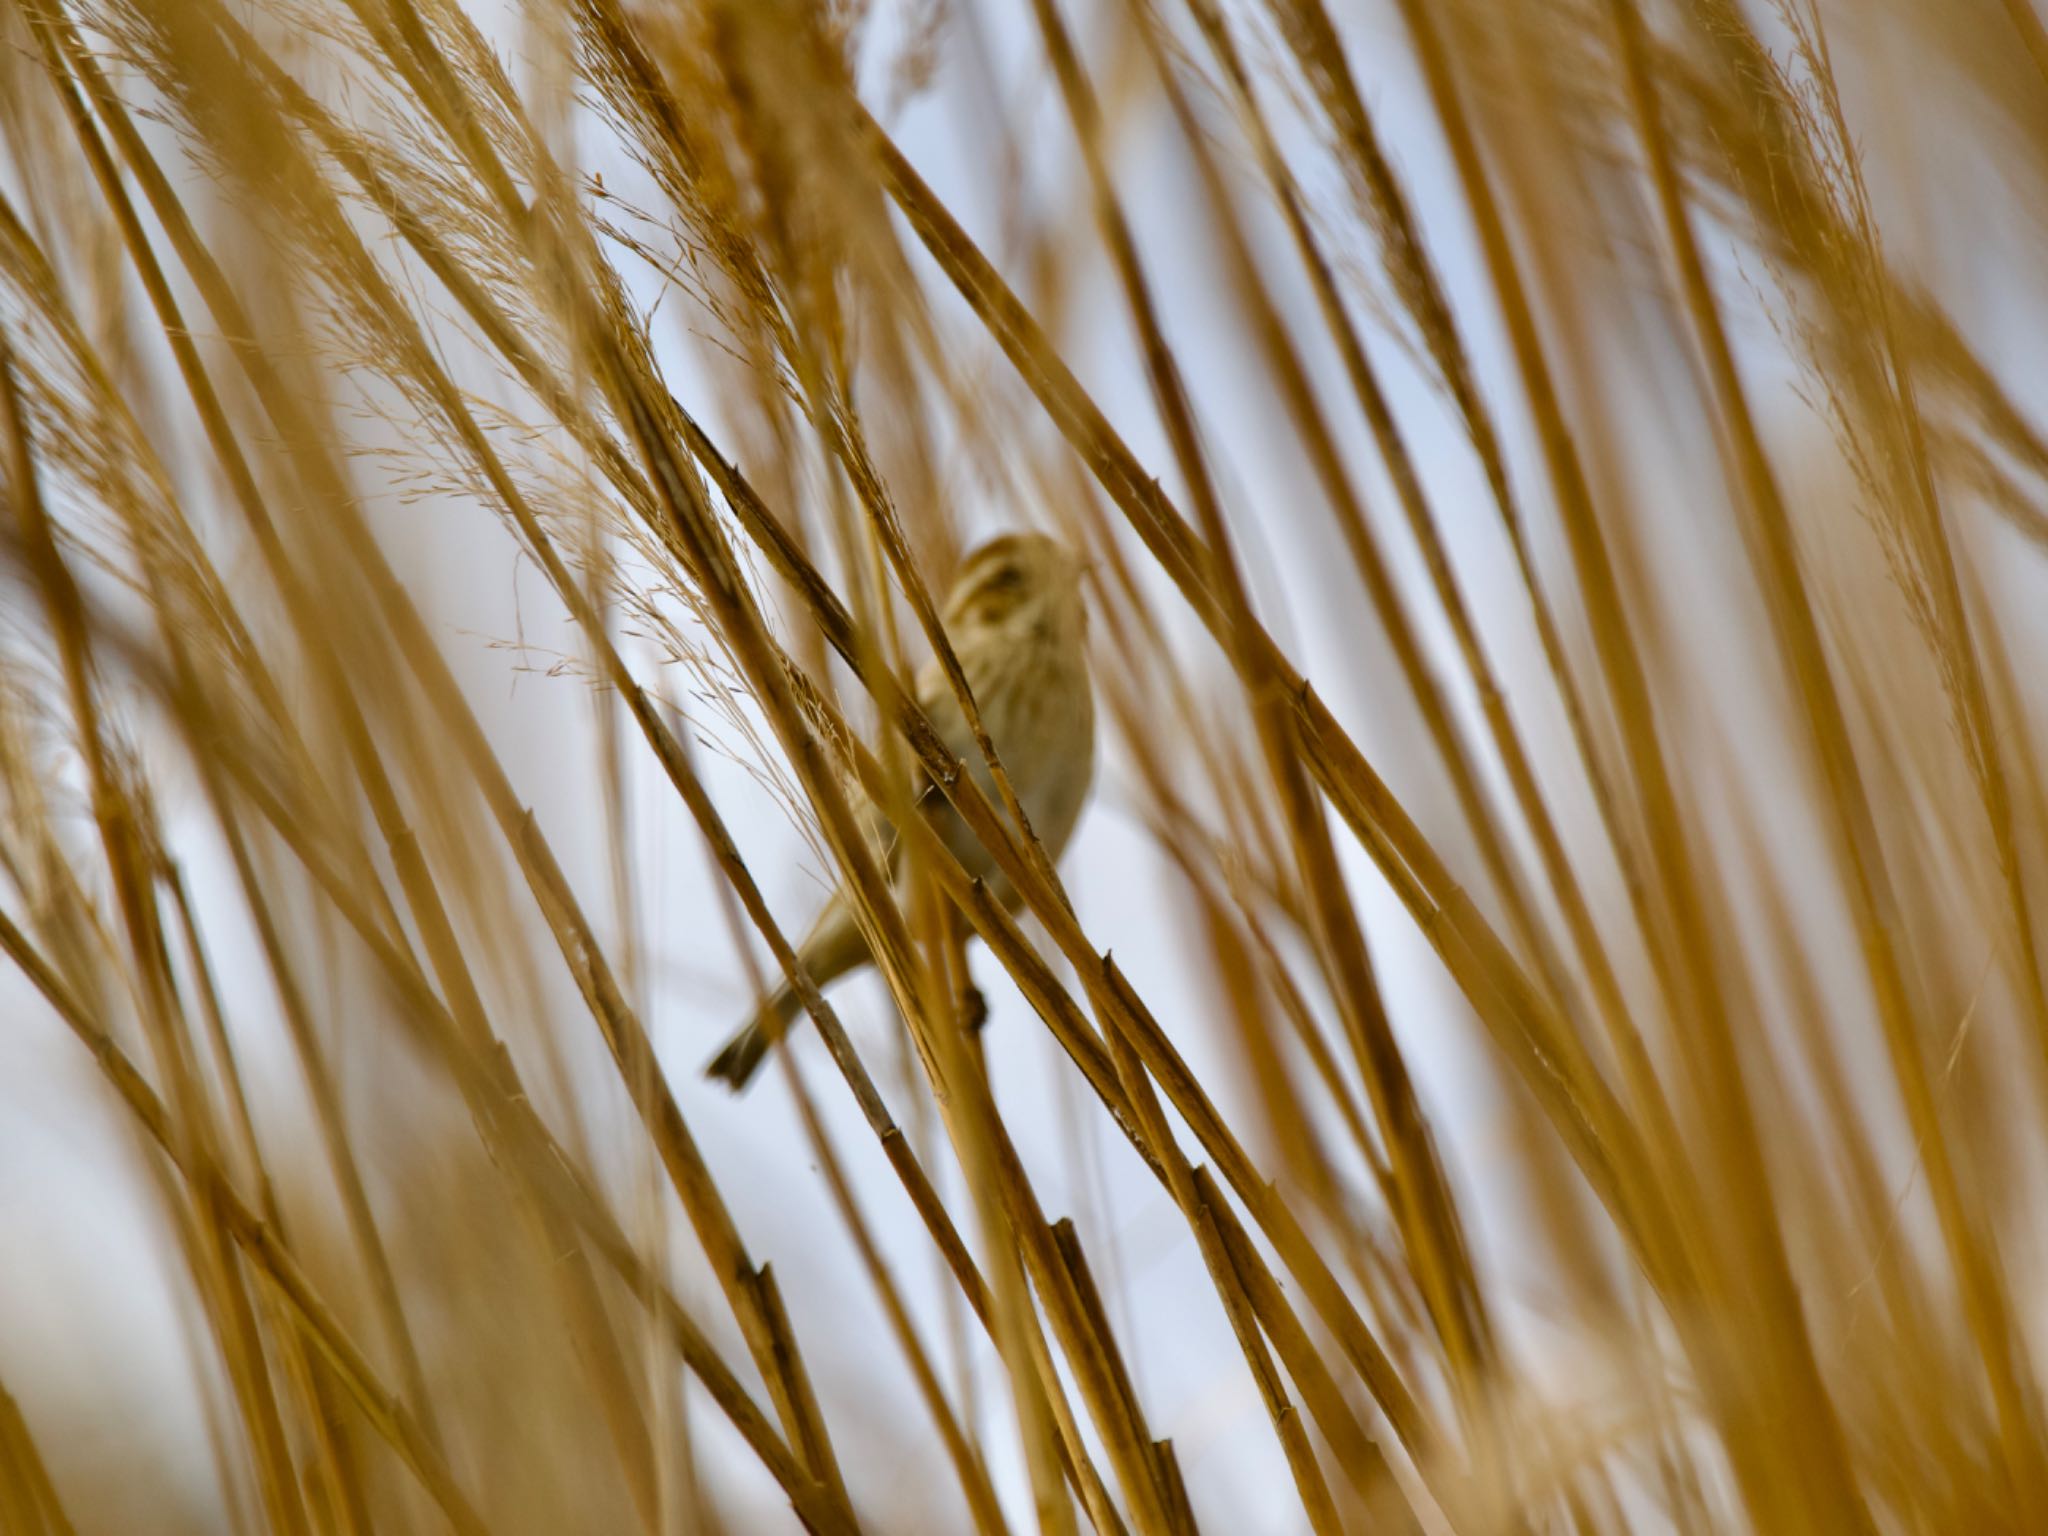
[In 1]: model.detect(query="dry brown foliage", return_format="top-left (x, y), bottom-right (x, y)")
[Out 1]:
top-left (2, 0), bottom-right (2047, 1530)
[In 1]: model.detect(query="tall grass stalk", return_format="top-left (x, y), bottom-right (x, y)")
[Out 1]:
top-left (2, 0), bottom-right (2046, 1530)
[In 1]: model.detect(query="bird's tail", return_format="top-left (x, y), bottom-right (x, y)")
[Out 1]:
top-left (707, 895), bottom-right (871, 1091)
top-left (704, 985), bottom-right (801, 1090)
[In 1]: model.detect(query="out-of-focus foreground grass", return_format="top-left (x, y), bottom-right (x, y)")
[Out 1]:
top-left (2, 0), bottom-right (2048, 1530)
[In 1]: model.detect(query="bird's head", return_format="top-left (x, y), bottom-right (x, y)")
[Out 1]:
top-left (940, 531), bottom-right (1089, 641)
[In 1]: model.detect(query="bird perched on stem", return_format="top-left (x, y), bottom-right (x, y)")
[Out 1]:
top-left (706, 531), bottom-right (1096, 1089)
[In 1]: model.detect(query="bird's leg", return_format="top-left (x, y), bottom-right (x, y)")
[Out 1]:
top-left (934, 886), bottom-right (990, 1030)
top-left (961, 981), bottom-right (989, 1032)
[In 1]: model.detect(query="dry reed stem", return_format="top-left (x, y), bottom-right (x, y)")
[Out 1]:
top-left (7, 0), bottom-right (2048, 1530)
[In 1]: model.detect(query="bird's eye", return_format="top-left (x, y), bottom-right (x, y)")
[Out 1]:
top-left (962, 563), bottom-right (1027, 627)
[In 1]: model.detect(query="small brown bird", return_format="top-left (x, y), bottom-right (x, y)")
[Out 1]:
top-left (706, 532), bottom-right (1096, 1089)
